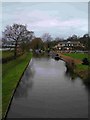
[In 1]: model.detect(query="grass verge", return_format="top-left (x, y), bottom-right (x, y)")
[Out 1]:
top-left (75, 64), bottom-right (88, 80)
top-left (2, 52), bottom-right (32, 118)
top-left (64, 53), bottom-right (89, 80)
top-left (63, 53), bottom-right (88, 60)
top-left (0, 63), bottom-right (2, 120)
top-left (2, 51), bottom-right (14, 59)
top-left (56, 52), bottom-right (89, 81)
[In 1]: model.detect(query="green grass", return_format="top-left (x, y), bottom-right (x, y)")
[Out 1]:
top-left (75, 64), bottom-right (89, 80)
top-left (0, 51), bottom-right (2, 59)
top-left (63, 53), bottom-right (89, 80)
top-left (64, 53), bottom-right (88, 60)
top-left (0, 63), bottom-right (2, 119)
top-left (76, 64), bottom-right (88, 71)
top-left (2, 50), bottom-right (14, 59)
top-left (2, 52), bottom-right (32, 118)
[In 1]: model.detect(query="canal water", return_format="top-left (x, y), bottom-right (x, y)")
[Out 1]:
top-left (7, 56), bottom-right (88, 118)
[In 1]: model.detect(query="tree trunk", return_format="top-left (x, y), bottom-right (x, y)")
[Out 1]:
top-left (14, 40), bottom-right (17, 59)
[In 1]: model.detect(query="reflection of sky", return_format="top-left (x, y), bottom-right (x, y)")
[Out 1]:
top-left (7, 57), bottom-right (88, 118)
top-left (2, 2), bottom-right (88, 38)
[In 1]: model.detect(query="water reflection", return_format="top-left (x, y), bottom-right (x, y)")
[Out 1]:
top-left (84, 84), bottom-right (90, 95)
top-left (33, 53), bottom-right (50, 59)
top-left (14, 59), bottom-right (35, 98)
top-left (7, 57), bottom-right (88, 118)
top-left (65, 66), bottom-right (77, 81)
top-left (65, 64), bottom-right (90, 94)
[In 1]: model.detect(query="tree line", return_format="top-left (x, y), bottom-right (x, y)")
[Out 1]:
top-left (2, 23), bottom-right (90, 58)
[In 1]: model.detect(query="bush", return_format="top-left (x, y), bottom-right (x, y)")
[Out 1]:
top-left (82, 58), bottom-right (89, 65)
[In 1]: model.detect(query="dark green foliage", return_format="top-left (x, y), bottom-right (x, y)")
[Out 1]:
top-left (82, 58), bottom-right (89, 65)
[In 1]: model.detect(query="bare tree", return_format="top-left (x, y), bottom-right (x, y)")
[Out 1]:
top-left (41, 33), bottom-right (52, 50)
top-left (2, 24), bottom-right (34, 58)
top-left (42, 33), bottom-right (52, 42)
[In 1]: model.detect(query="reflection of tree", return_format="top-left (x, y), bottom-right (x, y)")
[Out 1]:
top-left (33, 53), bottom-right (50, 59)
top-left (14, 63), bottom-right (35, 98)
top-left (65, 66), bottom-right (77, 81)
top-left (83, 82), bottom-right (90, 96)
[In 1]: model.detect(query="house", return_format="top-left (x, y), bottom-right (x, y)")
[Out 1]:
top-left (54, 41), bottom-right (85, 51)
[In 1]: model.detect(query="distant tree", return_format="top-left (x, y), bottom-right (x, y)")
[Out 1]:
top-left (42, 33), bottom-right (52, 42)
top-left (79, 34), bottom-right (89, 50)
top-left (83, 34), bottom-right (89, 38)
top-left (42, 33), bottom-right (52, 49)
top-left (55, 37), bottom-right (61, 41)
top-left (30, 37), bottom-right (43, 50)
top-left (72, 35), bottom-right (78, 40)
top-left (55, 37), bottom-right (64, 42)
top-left (2, 24), bottom-right (34, 58)
top-left (67, 34), bottom-right (78, 41)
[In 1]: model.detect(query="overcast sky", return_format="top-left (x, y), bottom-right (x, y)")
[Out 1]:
top-left (2, 2), bottom-right (88, 38)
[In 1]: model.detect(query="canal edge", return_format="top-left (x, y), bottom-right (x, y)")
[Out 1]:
top-left (3, 58), bottom-right (32, 120)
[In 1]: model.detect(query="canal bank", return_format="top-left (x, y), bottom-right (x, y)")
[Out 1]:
top-left (2, 52), bottom-right (32, 119)
top-left (6, 56), bottom-right (88, 118)
top-left (54, 51), bottom-right (89, 83)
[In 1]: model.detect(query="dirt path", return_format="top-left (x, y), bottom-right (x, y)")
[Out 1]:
top-left (55, 51), bottom-right (82, 64)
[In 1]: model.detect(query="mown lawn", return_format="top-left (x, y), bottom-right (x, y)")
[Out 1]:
top-left (64, 53), bottom-right (88, 60)
top-left (2, 52), bottom-right (32, 118)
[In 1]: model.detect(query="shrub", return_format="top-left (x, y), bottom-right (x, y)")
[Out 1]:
top-left (82, 58), bottom-right (89, 65)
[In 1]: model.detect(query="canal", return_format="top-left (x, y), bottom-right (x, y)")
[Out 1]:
top-left (7, 56), bottom-right (88, 118)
